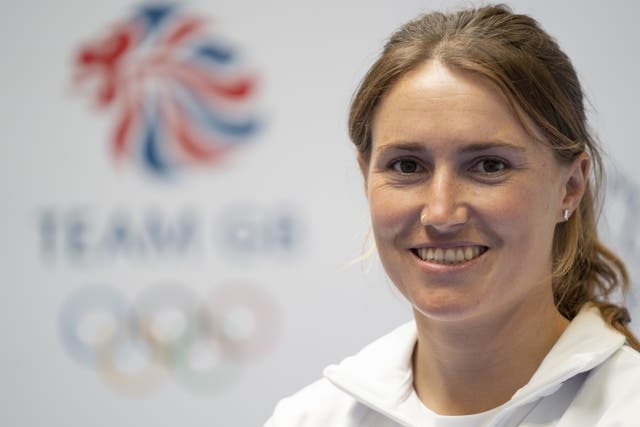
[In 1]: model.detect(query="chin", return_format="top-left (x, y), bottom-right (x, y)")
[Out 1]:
top-left (410, 294), bottom-right (486, 323)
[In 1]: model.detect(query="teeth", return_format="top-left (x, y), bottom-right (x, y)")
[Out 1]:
top-left (465, 246), bottom-right (473, 260)
top-left (444, 249), bottom-right (456, 263)
top-left (416, 246), bottom-right (485, 264)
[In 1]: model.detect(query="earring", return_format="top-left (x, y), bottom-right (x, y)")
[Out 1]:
top-left (563, 209), bottom-right (570, 222)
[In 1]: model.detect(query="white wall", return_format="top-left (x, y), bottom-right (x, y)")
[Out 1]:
top-left (1, 1), bottom-right (638, 426)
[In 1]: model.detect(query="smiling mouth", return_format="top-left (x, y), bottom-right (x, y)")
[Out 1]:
top-left (411, 246), bottom-right (488, 265)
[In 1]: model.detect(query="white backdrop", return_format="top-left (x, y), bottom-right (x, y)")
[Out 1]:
top-left (2, 1), bottom-right (639, 426)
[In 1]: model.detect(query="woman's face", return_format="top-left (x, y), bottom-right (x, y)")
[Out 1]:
top-left (363, 60), bottom-right (584, 323)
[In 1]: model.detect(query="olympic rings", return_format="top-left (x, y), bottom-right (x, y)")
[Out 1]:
top-left (58, 282), bottom-right (281, 395)
top-left (58, 285), bottom-right (130, 366)
top-left (205, 283), bottom-right (281, 361)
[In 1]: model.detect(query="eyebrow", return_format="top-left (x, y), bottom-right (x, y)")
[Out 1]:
top-left (460, 142), bottom-right (526, 153)
top-left (375, 141), bottom-right (526, 155)
top-left (375, 142), bottom-right (425, 154)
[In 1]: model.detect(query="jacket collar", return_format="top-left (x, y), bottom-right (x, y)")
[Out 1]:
top-left (324, 305), bottom-right (625, 420)
top-left (509, 304), bottom-right (625, 403)
top-left (323, 321), bottom-right (417, 425)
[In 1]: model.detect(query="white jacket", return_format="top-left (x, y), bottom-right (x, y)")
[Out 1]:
top-left (265, 306), bottom-right (640, 426)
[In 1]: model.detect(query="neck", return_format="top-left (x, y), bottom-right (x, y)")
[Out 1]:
top-left (412, 297), bottom-right (569, 415)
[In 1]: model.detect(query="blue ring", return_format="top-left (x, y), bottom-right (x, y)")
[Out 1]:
top-left (58, 285), bottom-right (130, 367)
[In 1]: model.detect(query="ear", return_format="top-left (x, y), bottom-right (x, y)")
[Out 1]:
top-left (561, 152), bottom-right (590, 218)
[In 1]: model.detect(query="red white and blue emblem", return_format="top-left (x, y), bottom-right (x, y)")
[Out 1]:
top-left (74, 4), bottom-right (260, 175)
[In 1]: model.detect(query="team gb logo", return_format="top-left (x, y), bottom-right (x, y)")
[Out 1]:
top-left (73, 4), bottom-right (261, 176)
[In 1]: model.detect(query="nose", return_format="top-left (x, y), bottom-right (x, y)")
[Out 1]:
top-left (420, 167), bottom-right (469, 233)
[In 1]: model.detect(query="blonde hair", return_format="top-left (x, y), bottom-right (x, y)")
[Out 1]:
top-left (349, 4), bottom-right (639, 349)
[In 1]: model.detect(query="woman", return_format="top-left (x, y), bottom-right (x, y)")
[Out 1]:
top-left (265, 5), bottom-right (640, 426)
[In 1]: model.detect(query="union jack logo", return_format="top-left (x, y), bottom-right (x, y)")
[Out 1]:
top-left (73, 4), bottom-right (261, 176)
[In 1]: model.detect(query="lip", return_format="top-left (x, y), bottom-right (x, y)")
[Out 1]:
top-left (410, 241), bottom-right (487, 250)
top-left (409, 244), bottom-right (489, 273)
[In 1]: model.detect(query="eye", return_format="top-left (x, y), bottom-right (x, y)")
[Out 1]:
top-left (471, 158), bottom-right (509, 175)
top-left (391, 159), bottom-right (423, 174)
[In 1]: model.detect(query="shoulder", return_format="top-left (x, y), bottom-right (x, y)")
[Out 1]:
top-left (263, 321), bottom-right (416, 427)
top-left (588, 344), bottom-right (640, 387)
top-left (569, 344), bottom-right (640, 424)
top-left (263, 378), bottom-right (366, 427)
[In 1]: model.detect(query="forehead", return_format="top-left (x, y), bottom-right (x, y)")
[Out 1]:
top-left (371, 60), bottom-right (545, 154)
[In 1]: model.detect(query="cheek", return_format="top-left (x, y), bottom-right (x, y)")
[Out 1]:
top-left (484, 183), bottom-right (558, 257)
top-left (368, 185), bottom-right (420, 241)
